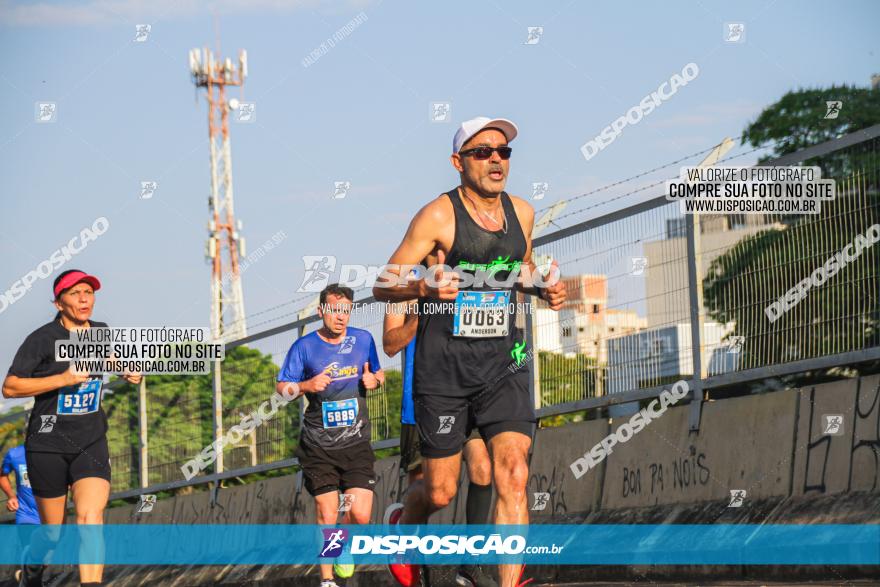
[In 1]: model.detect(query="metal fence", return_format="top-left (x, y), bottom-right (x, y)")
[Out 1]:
top-left (1, 124), bottom-right (878, 504)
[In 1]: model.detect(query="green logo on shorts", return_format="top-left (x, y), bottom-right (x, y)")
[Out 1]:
top-left (511, 341), bottom-right (528, 366)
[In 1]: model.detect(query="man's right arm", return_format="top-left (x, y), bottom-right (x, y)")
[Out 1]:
top-left (276, 379), bottom-right (307, 396)
top-left (276, 342), bottom-right (307, 397)
top-left (373, 201), bottom-right (444, 303)
top-left (0, 472), bottom-right (15, 500)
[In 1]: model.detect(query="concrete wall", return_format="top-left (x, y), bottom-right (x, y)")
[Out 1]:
top-left (116, 374), bottom-right (880, 524)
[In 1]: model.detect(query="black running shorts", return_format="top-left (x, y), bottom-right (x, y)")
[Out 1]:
top-left (400, 422), bottom-right (487, 474)
top-left (414, 371), bottom-right (535, 459)
top-left (26, 437), bottom-right (111, 498)
top-left (296, 439), bottom-right (376, 497)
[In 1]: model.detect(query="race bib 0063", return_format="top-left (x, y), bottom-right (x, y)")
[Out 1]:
top-left (453, 290), bottom-right (510, 338)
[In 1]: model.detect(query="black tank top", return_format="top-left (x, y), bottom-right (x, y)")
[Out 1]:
top-left (414, 188), bottom-right (529, 397)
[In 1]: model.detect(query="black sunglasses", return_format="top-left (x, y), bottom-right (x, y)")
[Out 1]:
top-left (459, 146), bottom-right (512, 160)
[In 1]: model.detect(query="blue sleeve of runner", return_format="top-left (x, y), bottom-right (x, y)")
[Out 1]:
top-left (368, 336), bottom-right (381, 372)
top-left (1, 451), bottom-right (11, 475)
top-left (278, 341), bottom-right (305, 383)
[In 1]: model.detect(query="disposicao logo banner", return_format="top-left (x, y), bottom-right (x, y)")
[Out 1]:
top-left (3, 524), bottom-right (879, 565)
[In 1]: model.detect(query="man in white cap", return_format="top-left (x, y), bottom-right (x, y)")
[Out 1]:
top-left (373, 117), bottom-right (566, 587)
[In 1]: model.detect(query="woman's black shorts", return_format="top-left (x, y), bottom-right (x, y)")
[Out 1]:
top-left (26, 437), bottom-right (111, 498)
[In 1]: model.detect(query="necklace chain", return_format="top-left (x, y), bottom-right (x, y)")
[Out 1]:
top-left (459, 188), bottom-right (508, 234)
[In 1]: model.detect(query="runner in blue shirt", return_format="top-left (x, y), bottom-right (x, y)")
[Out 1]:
top-left (1, 445), bottom-right (40, 526)
top-left (1, 444), bottom-right (40, 585)
top-left (277, 284), bottom-right (384, 587)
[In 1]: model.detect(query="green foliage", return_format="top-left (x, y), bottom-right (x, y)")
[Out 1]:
top-left (538, 351), bottom-right (597, 402)
top-left (538, 351), bottom-right (597, 428)
top-left (703, 85), bottom-right (880, 387)
top-left (100, 347), bottom-right (410, 492)
top-left (742, 85), bottom-right (880, 159)
top-left (102, 346), bottom-right (299, 490)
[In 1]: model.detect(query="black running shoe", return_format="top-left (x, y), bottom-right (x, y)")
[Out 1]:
top-left (17, 564), bottom-right (43, 587)
top-left (420, 565), bottom-right (459, 587)
top-left (456, 564), bottom-right (497, 587)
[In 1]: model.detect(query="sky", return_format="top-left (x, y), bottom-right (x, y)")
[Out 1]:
top-left (1, 0), bottom-right (878, 411)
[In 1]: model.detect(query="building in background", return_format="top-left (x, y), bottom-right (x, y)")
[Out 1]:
top-left (604, 321), bottom-right (739, 416)
top-left (643, 214), bottom-right (779, 328)
top-left (533, 273), bottom-right (646, 361)
top-left (606, 322), bottom-right (738, 395)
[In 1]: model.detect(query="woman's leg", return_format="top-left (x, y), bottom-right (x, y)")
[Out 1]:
top-left (71, 477), bottom-right (109, 584)
top-left (32, 495), bottom-right (66, 568)
top-left (34, 495), bottom-right (67, 524)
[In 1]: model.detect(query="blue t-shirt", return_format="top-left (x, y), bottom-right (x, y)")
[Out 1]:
top-left (278, 327), bottom-right (381, 450)
top-left (401, 337), bottom-right (416, 426)
top-left (2, 446), bottom-right (40, 525)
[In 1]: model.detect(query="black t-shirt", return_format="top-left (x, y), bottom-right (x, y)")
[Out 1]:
top-left (8, 319), bottom-right (109, 453)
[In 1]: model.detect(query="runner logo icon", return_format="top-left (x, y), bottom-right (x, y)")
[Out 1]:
top-left (531, 492), bottom-right (550, 511)
top-left (38, 415), bottom-right (56, 433)
top-left (338, 336), bottom-right (356, 354)
top-left (510, 341), bottom-right (527, 366)
top-left (299, 256), bottom-right (337, 292)
top-left (823, 414), bottom-right (844, 435)
top-left (136, 494), bottom-right (157, 513)
top-left (437, 416), bottom-right (455, 434)
top-left (338, 494), bottom-right (355, 512)
top-left (319, 528), bottom-right (348, 558)
top-left (728, 490), bottom-right (746, 508)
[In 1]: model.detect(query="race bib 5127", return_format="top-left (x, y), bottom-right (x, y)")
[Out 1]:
top-left (57, 378), bottom-right (102, 415)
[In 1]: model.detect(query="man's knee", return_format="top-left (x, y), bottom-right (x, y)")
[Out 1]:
top-left (427, 484), bottom-right (457, 510)
top-left (493, 452), bottom-right (529, 495)
top-left (349, 507), bottom-right (371, 524)
top-left (467, 456), bottom-right (492, 486)
top-left (315, 497), bottom-right (338, 524)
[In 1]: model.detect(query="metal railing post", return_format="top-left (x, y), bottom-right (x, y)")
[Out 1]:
top-left (138, 378), bottom-right (148, 489)
top-left (297, 325), bottom-right (306, 436)
top-left (525, 295), bottom-right (540, 410)
top-left (685, 213), bottom-right (706, 432)
top-left (212, 359), bottom-right (224, 475)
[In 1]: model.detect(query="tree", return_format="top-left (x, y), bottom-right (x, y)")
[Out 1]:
top-left (742, 85), bottom-right (880, 159)
top-left (702, 85), bottom-right (880, 388)
top-left (102, 347), bottom-right (409, 491)
top-left (103, 346), bottom-right (300, 489)
top-left (538, 351), bottom-right (598, 427)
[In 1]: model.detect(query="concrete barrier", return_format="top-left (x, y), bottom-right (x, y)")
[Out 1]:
top-left (251, 475), bottom-right (297, 524)
top-left (171, 490), bottom-right (214, 524)
top-left (112, 374), bottom-right (879, 526)
top-left (529, 418), bottom-right (608, 520)
top-left (601, 389), bottom-right (799, 509)
top-left (792, 374), bottom-right (880, 496)
top-left (75, 374), bottom-right (880, 585)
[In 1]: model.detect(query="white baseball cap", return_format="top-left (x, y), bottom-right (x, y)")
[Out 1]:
top-left (452, 116), bottom-right (518, 154)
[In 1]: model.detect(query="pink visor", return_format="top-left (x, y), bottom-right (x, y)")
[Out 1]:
top-left (53, 271), bottom-right (101, 298)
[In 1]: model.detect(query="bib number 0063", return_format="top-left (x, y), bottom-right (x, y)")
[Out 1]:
top-left (453, 290), bottom-right (510, 338)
